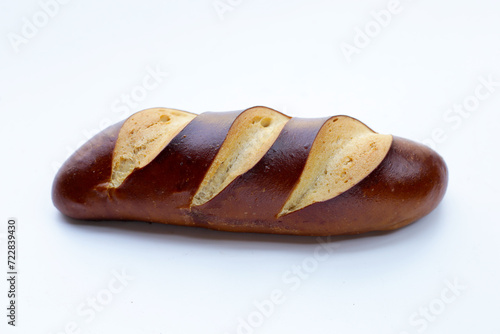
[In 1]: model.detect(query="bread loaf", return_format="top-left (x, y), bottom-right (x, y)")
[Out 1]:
top-left (52, 106), bottom-right (448, 236)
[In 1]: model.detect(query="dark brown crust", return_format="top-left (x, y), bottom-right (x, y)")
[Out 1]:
top-left (52, 111), bottom-right (448, 236)
top-left (52, 121), bottom-right (124, 220)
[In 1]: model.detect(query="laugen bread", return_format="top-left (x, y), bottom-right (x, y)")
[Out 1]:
top-left (52, 106), bottom-right (448, 236)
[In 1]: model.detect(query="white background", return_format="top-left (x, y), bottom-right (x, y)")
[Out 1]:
top-left (1, 0), bottom-right (499, 333)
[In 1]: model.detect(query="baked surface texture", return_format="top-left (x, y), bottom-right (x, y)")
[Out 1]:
top-left (52, 106), bottom-right (448, 236)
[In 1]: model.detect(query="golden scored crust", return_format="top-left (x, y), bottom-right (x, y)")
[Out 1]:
top-left (52, 106), bottom-right (448, 236)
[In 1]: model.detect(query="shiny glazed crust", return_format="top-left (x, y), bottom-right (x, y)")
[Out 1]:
top-left (52, 108), bottom-right (448, 236)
